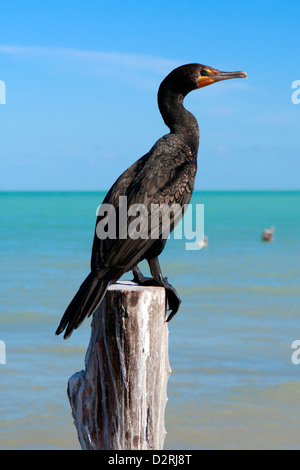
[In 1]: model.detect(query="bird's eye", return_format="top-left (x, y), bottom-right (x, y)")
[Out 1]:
top-left (201, 70), bottom-right (208, 76)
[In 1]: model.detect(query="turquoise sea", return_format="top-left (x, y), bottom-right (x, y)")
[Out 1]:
top-left (1, 191), bottom-right (300, 450)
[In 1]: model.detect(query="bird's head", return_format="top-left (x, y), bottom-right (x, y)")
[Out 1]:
top-left (158, 63), bottom-right (247, 134)
top-left (196, 64), bottom-right (248, 88)
top-left (162, 63), bottom-right (247, 96)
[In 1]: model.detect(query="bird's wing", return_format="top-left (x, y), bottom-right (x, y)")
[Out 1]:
top-left (91, 136), bottom-right (196, 274)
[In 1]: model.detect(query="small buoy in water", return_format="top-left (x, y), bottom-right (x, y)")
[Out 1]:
top-left (198, 235), bottom-right (208, 248)
top-left (262, 226), bottom-right (275, 242)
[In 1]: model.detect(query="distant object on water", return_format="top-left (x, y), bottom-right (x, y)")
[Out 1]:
top-left (262, 226), bottom-right (275, 242)
top-left (198, 235), bottom-right (208, 248)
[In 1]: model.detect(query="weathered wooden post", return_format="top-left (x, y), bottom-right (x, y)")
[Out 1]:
top-left (67, 281), bottom-right (171, 450)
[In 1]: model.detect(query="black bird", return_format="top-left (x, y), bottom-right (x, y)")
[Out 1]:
top-left (56, 63), bottom-right (247, 339)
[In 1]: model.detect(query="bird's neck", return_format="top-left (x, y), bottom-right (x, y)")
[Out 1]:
top-left (158, 87), bottom-right (199, 153)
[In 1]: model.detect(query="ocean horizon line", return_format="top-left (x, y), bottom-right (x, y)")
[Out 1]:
top-left (1, 189), bottom-right (300, 194)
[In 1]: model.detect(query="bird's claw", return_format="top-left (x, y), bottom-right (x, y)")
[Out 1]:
top-left (132, 271), bottom-right (181, 321)
top-left (164, 282), bottom-right (181, 322)
top-left (132, 273), bottom-right (161, 287)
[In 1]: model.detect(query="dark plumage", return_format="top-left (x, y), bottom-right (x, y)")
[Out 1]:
top-left (56, 63), bottom-right (247, 339)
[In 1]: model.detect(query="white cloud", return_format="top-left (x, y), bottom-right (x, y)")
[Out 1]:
top-left (0, 44), bottom-right (179, 77)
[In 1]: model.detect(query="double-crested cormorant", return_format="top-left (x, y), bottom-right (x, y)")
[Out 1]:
top-left (56, 63), bottom-right (247, 339)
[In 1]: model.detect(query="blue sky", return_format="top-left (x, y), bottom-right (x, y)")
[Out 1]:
top-left (0, 0), bottom-right (299, 190)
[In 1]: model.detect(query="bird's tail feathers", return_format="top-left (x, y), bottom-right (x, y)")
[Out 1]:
top-left (55, 272), bottom-right (109, 339)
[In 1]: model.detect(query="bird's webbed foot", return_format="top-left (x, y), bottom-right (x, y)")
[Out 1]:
top-left (132, 265), bottom-right (160, 287)
top-left (161, 276), bottom-right (181, 322)
top-left (148, 257), bottom-right (181, 321)
top-left (132, 262), bottom-right (181, 321)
